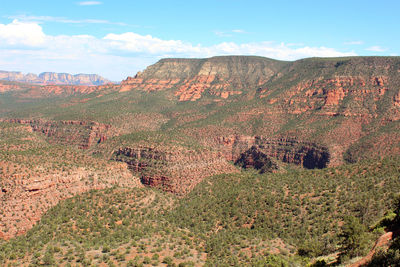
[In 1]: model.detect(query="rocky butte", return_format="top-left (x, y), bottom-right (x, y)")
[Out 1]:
top-left (0, 70), bottom-right (110, 86)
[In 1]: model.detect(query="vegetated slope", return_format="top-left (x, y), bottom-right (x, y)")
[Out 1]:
top-left (3, 56), bottom-right (399, 164)
top-left (168, 157), bottom-right (400, 265)
top-left (0, 122), bottom-right (141, 239)
top-left (0, 79), bottom-right (114, 100)
top-left (364, 196), bottom-right (400, 266)
top-left (0, 56), bottom-right (400, 239)
top-left (0, 56), bottom-right (399, 196)
top-left (0, 187), bottom-right (207, 266)
top-left (1, 157), bottom-right (399, 266)
top-left (1, 56), bottom-right (399, 265)
top-left (0, 70), bottom-right (111, 85)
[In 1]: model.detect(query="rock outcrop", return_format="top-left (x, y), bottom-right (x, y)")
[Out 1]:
top-left (0, 80), bottom-right (112, 98)
top-left (116, 56), bottom-right (400, 122)
top-left (1, 119), bottom-right (111, 149)
top-left (119, 56), bottom-right (286, 101)
top-left (0, 82), bottom-right (26, 93)
top-left (0, 70), bottom-right (110, 85)
top-left (113, 145), bottom-right (238, 194)
top-left (0, 164), bottom-right (140, 239)
top-left (0, 124), bottom-right (141, 239)
top-left (215, 135), bottom-right (330, 169)
top-left (235, 146), bottom-right (278, 173)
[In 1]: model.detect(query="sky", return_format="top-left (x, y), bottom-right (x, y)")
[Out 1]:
top-left (0, 0), bottom-right (399, 81)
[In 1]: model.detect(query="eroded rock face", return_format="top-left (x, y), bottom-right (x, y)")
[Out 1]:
top-left (118, 56), bottom-right (400, 110)
top-left (0, 82), bottom-right (26, 93)
top-left (113, 145), bottom-right (238, 194)
top-left (0, 124), bottom-right (141, 239)
top-left (216, 135), bottom-right (330, 169)
top-left (0, 163), bottom-right (140, 239)
top-left (119, 56), bottom-right (286, 101)
top-left (2, 119), bottom-right (111, 149)
top-left (0, 80), bottom-right (111, 98)
top-left (112, 136), bottom-right (330, 196)
top-left (0, 71), bottom-right (110, 86)
top-left (235, 146), bottom-right (278, 173)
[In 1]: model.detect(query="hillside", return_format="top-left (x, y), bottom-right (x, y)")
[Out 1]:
top-left (1, 56), bottom-right (399, 174)
top-left (1, 157), bottom-right (399, 266)
top-left (0, 55), bottom-right (400, 265)
top-left (0, 122), bottom-right (141, 239)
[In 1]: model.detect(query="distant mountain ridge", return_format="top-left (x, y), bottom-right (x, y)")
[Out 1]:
top-left (0, 70), bottom-right (111, 86)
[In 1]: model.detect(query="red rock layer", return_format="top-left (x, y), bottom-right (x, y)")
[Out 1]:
top-left (2, 119), bottom-right (111, 149)
top-left (114, 145), bottom-right (238, 195)
top-left (117, 56), bottom-right (284, 101)
top-left (215, 135), bottom-right (330, 168)
top-left (0, 163), bottom-right (140, 239)
top-left (265, 75), bottom-right (397, 118)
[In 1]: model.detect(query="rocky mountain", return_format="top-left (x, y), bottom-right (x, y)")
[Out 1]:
top-left (119, 56), bottom-right (287, 100)
top-left (116, 56), bottom-right (400, 161)
top-left (1, 56), bottom-right (400, 266)
top-left (0, 70), bottom-right (111, 86)
top-left (120, 56), bottom-right (400, 105)
top-left (1, 56), bottom-right (399, 192)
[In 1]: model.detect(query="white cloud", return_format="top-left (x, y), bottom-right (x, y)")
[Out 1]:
top-left (286, 42), bottom-right (304, 47)
top-left (232, 29), bottom-right (246, 33)
top-left (78, 1), bottom-right (102, 6)
top-left (0, 20), bottom-right (357, 80)
top-left (104, 32), bottom-right (202, 54)
top-left (102, 34), bottom-right (355, 60)
top-left (344, 41), bottom-right (364, 45)
top-left (7, 15), bottom-right (126, 26)
top-left (365, 46), bottom-right (386, 52)
top-left (0, 19), bottom-right (46, 47)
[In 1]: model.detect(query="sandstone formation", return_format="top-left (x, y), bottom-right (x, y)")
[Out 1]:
top-left (2, 55), bottom-right (400, 260)
top-left (235, 145), bottom-right (278, 173)
top-left (0, 70), bottom-right (110, 85)
top-left (119, 56), bottom-right (286, 101)
top-left (1, 56), bottom-right (400, 201)
top-left (113, 145), bottom-right (238, 194)
top-left (1, 119), bottom-right (111, 149)
top-left (0, 82), bottom-right (26, 93)
top-left (215, 135), bottom-right (330, 169)
top-left (0, 80), bottom-right (111, 98)
top-left (0, 124), bottom-right (141, 239)
top-left (117, 57), bottom-right (400, 116)
top-left (0, 163), bottom-right (140, 239)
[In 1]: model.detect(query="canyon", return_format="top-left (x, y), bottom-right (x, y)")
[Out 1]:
top-left (0, 123), bottom-right (141, 239)
top-left (1, 55), bottom-right (400, 243)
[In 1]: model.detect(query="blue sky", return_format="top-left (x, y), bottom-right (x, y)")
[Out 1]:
top-left (0, 0), bottom-right (399, 81)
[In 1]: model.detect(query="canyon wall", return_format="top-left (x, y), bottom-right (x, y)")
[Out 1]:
top-left (0, 124), bottom-right (141, 239)
top-left (1, 119), bottom-right (111, 149)
top-left (216, 135), bottom-right (330, 169)
top-left (113, 145), bottom-right (238, 194)
top-left (0, 163), bottom-right (140, 239)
